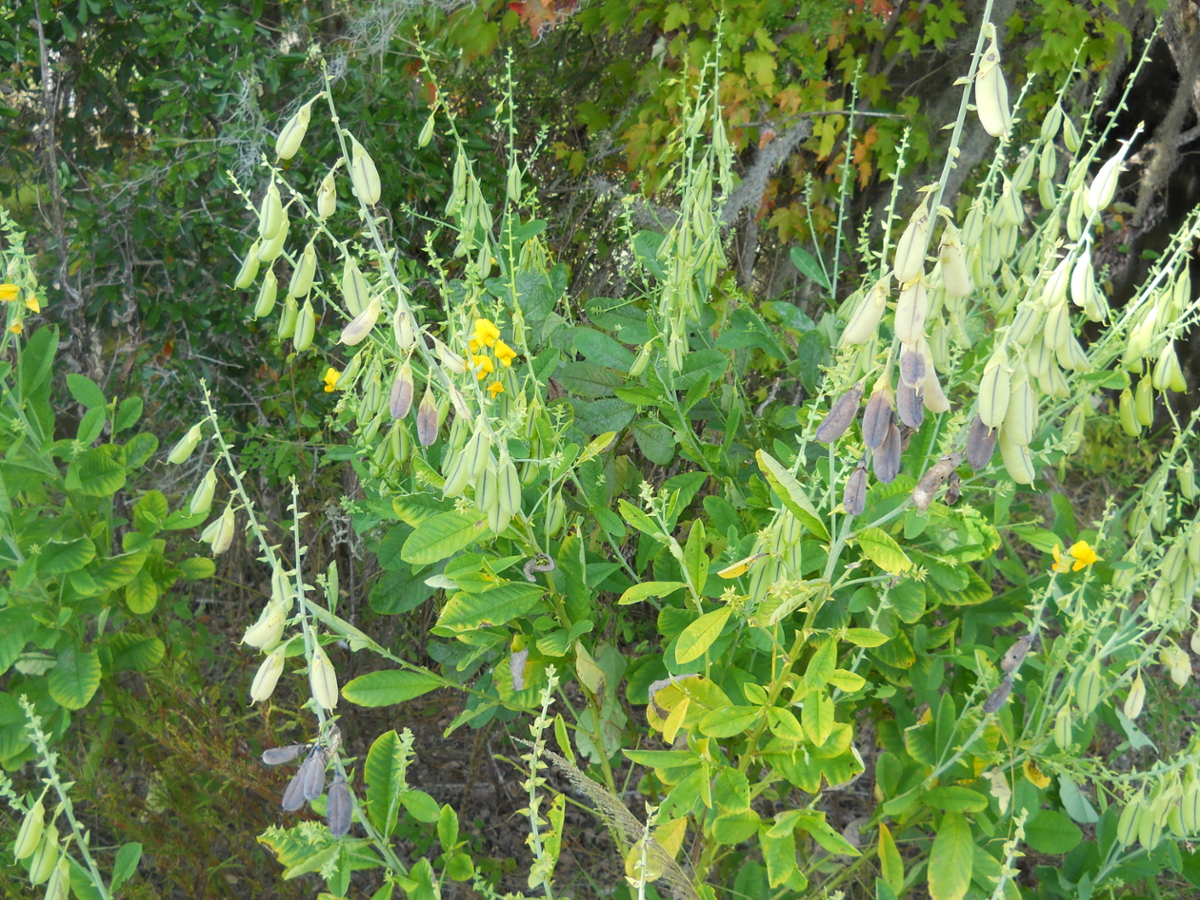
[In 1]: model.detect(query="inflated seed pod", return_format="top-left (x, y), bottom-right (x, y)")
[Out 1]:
top-left (862, 382), bottom-right (894, 450)
top-left (874, 422), bottom-right (902, 484)
top-left (390, 362), bottom-right (414, 419)
top-left (1009, 303), bottom-right (1043, 347)
top-left (1067, 188), bottom-right (1086, 241)
top-left (977, 350), bottom-right (1012, 429)
top-left (259, 180), bottom-right (284, 242)
top-left (443, 432), bottom-right (480, 499)
top-left (27, 824), bottom-right (59, 885)
top-left (289, 239), bottom-right (318, 299)
top-left (250, 646), bottom-right (286, 703)
top-left (1180, 459), bottom-right (1196, 502)
top-left (1003, 374), bottom-right (1037, 446)
top-left (1134, 377), bottom-right (1154, 427)
top-left (841, 275), bottom-right (891, 345)
top-left (277, 296), bottom-right (298, 341)
top-left (939, 224), bottom-right (972, 298)
top-left (1041, 103), bottom-right (1063, 143)
top-left (815, 382), bottom-right (864, 443)
top-left (340, 297), bottom-right (382, 346)
top-left (912, 452), bottom-right (962, 512)
top-left (1076, 660), bottom-right (1103, 714)
top-left (234, 240), bottom-right (262, 289)
top-left (316, 171), bottom-right (337, 219)
top-left (998, 425), bottom-right (1036, 485)
top-left (167, 423), bottom-right (203, 465)
top-left (1025, 333), bottom-right (1053, 381)
top-left (347, 134), bottom-right (381, 206)
top-left (1043, 299), bottom-right (1073, 358)
top-left (254, 267), bottom-right (278, 318)
top-left (1061, 404), bottom-right (1086, 455)
top-left (975, 31), bottom-right (1012, 138)
top-left (1063, 115), bottom-right (1081, 152)
top-left (341, 258), bottom-right (370, 317)
top-left (1012, 151), bottom-right (1037, 193)
top-left (293, 299), bottom-right (316, 352)
top-left (898, 346), bottom-right (925, 388)
top-left (1153, 340), bottom-right (1187, 393)
top-left (1000, 635), bottom-right (1033, 673)
top-left (1119, 388), bottom-right (1141, 437)
top-left (44, 854), bottom-right (70, 900)
top-left (893, 201), bottom-right (930, 283)
top-left (415, 385), bottom-right (439, 446)
top-left (1053, 706), bottom-right (1073, 751)
top-left (1116, 794), bottom-right (1144, 849)
top-left (1039, 364), bottom-right (1071, 399)
top-left (966, 414), bottom-right (997, 470)
top-left (418, 112), bottom-right (436, 148)
top-left (896, 380), bottom-right (924, 430)
top-left (327, 774), bottom-right (353, 837)
top-left (242, 600), bottom-right (286, 649)
top-left (844, 459), bottom-right (868, 518)
top-left (258, 208), bottom-right (290, 263)
top-left (1124, 670), bottom-right (1146, 720)
top-left (995, 178), bottom-right (1023, 227)
top-left (276, 95), bottom-right (319, 161)
top-left (1088, 142), bottom-right (1129, 214)
top-left (1038, 176), bottom-right (1056, 210)
top-left (923, 363), bottom-right (950, 414)
top-left (982, 676), bottom-right (1013, 713)
top-left (13, 798), bottom-right (45, 860)
top-left (894, 279), bottom-right (929, 343)
top-left (310, 645), bottom-right (338, 710)
top-left (546, 490), bottom-right (566, 537)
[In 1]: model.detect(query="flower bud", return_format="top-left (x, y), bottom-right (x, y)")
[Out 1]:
top-left (975, 32), bottom-right (1011, 138)
top-left (189, 466), bottom-right (218, 517)
top-left (840, 275), bottom-right (890, 345)
top-left (309, 645), bottom-right (339, 710)
top-left (271, 567), bottom-right (296, 611)
top-left (348, 134), bottom-right (381, 206)
top-left (201, 503), bottom-right (236, 555)
top-left (1088, 143), bottom-right (1129, 214)
top-left (339, 297), bottom-right (381, 346)
top-left (251, 645), bottom-right (287, 703)
top-left (167, 423), bottom-right (204, 465)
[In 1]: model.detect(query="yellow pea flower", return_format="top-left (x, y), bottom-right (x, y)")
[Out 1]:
top-left (487, 381), bottom-right (504, 398)
top-left (470, 354), bottom-right (494, 380)
top-left (473, 318), bottom-right (500, 347)
top-left (494, 339), bottom-right (517, 366)
top-left (1051, 540), bottom-right (1100, 573)
top-left (323, 367), bottom-right (340, 392)
top-left (24, 295), bottom-right (40, 313)
top-left (8, 323), bottom-right (22, 334)
top-left (0, 284), bottom-right (18, 302)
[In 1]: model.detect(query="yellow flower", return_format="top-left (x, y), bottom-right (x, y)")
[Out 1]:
top-left (24, 295), bottom-right (40, 313)
top-left (494, 339), bottom-right (517, 366)
top-left (473, 318), bottom-right (500, 348)
top-left (8, 323), bottom-right (22, 334)
top-left (0, 284), bottom-right (18, 302)
top-left (487, 381), bottom-right (504, 398)
top-left (1051, 541), bottom-right (1101, 573)
top-left (468, 336), bottom-right (484, 354)
top-left (323, 367), bottom-right (340, 392)
top-left (470, 354), bottom-right (494, 380)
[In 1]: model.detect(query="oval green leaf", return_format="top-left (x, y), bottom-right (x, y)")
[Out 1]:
top-left (674, 607), bottom-right (732, 665)
top-left (342, 670), bottom-right (442, 707)
top-left (48, 646), bottom-right (102, 710)
top-left (928, 812), bottom-right (973, 900)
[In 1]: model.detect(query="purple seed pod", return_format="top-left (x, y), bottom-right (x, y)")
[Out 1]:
top-left (896, 381), bottom-right (925, 430)
top-left (966, 414), bottom-right (998, 470)
top-left (874, 422), bottom-right (902, 484)
top-left (262, 744), bottom-right (309, 766)
top-left (300, 748), bottom-right (327, 802)
top-left (945, 471), bottom-right (962, 505)
top-left (899, 347), bottom-right (926, 388)
top-left (815, 382), bottom-right (864, 444)
top-left (415, 386), bottom-right (439, 447)
top-left (1000, 634), bottom-right (1034, 673)
top-left (983, 676), bottom-right (1014, 714)
top-left (327, 775), bottom-right (353, 837)
top-left (844, 460), bottom-right (868, 517)
top-left (390, 362), bottom-right (414, 419)
top-left (862, 384), bottom-right (894, 450)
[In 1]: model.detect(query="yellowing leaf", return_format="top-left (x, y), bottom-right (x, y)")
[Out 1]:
top-left (878, 823), bottom-right (904, 894)
top-left (857, 527), bottom-right (913, 574)
top-left (1024, 758), bottom-right (1051, 789)
top-left (662, 697), bottom-right (689, 744)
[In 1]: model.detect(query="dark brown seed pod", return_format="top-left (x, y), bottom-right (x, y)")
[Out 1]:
top-left (862, 385), bottom-right (894, 450)
top-left (912, 452), bottom-right (964, 512)
top-left (983, 676), bottom-right (1014, 714)
top-left (844, 460), bottom-right (868, 517)
top-left (896, 381), bottom-right (925, 430)
top-left (966, 414), bottom-right (997, 470)
top-left (816, 382), bottom-right (864, 443)
top-left (1000, 634), bottom-right (1033, 673)
top-left (327, 775), bottom-right (353, 837)
top-left (874, 422), bottom-right (902, 484)
top-left (945, 471), bottom-right (962, 505)
top-left (899, 347), bottom-right (926, 388)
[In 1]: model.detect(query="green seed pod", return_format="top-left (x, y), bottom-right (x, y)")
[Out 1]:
top-left (242, 601), bottom-right (285, 650)
top-left (341, 258), bottom-right (370, 317)
top-left (418, 112), bottom-right (436, 148)
top-left (44, 854), bottom-right (70, 900)
top-left (506, 162), bottom-right (522, 203)
top-left (288, 239), bottom-right (318, 299)
top-left (1039, 363), bottom-right (1071, 399)
top-left (277, 296), bottom-right (298, 341)
top-left (997, 223), bottom-right (1018, 259)
top-left (316, 171), bottom-right (337, 219)
top-left (1003, 371), bottom-right (1037, 446)
top-left (546, 490), bottom-right (566, 538)
top-left (27, 824), bottom-right (59, 885)
top-left (893, 200), bottom-right (930, 284)
top-left (1009, 303), bottom-right (1044, 346)
top-left (978, 349), bottom-right (1012, 429)
top-left (1088, 144), bottom-right (1128, 214)
top-left (258, 209), bottom-right (290, 263)
top-left (894, 279), bottom-right (928, 343)
top-left (840, 275), bottom-right (890, 345)
top-left (254, 267), bottom-right (278, 318)
top-left (996, 178), bottom-right (1024, 227)
top-left (1137, 792), bottom-right (1165, 850)
top-left (1041, 103), bottom-right (1063, 143)
top-left (1180, 459), bottom-right (1196, 503)
top-left (1011, 151), bottom-right (1037, 193)
top-left (1076, 660), bottom-right (1103, 715)
top-left (1134, 377), bottom-right (1154, 427)
top-left (293, 299), bottom-right (316, 353)
top-left (167, 422), bottom-right (203, 465)
top-left (1067, 188), bottom-right (1086, 241)
top-left (1119, 388), bottom-right (1141, 437)
top-left (259, 180), bottom-right (284, 241)
top-left (1153, 340), bottom-right (1187, 393)
top-left (14, 798), bottom-right (45, 860)
top-left (309, 644), bottom-right (339, 710)
top-left (1183, 780), bottom-right (1200, 833)
top-left (1053, 706), bottom-right (1072, 750)
top-left (276, 96), bottom-right (320, 161)
top-left (1063, 115), bottom-right (1081, 152)
top-left (1124, 670), bottom-right (1146, 720)
top-left (974, 32), bottom-right (1011, 138)
top-left (250, 645), bottom-right (286, 703)
top-left (998, 425), bottom-right (1035, 484)
top-left (1062, 404), bottom-right (1086, 454)
top-left (1116, 795), bottom-right (1143, 849)
top-left (189, 466), bottom-right (218, 517)
top-left (234, 240), bottom-right (262, 289)
top-left (348, 134), bottom-right (381, 206)
top-left (1038, 176), bottom-right (1057, 210)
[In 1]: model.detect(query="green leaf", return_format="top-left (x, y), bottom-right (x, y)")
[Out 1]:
top-left (1025, 809), bottom-right (1082, 854)
top-left (76, 407), bottom-right (106, 445)
top-left (675, 607), bottom-right (732, 665)
top-left (438, 804), bottom-right (459, 853)
top-left (0, 609), bottom-right (36, 676)
top-left (878, 824), bottom-right (903, 894)
top-left (1059, 775), bottom-right (1099, 824)
top-left (48, 645), bottom-right (102, 710)
top-left (179, 557), bottom-right (214, 581)
top-left (826, 669), bottom-right (866, 692)
top-left (805, 639), bottom-right (837, 688)
top-left (699, 706), bottom-right (762, 738)
top-left (857, 527), bottom-right (913, 574)
top-left (88, 549), bottom-right (148, 593)
top-left (39, 538), bottom-right (96, 575)
top-left (571, 397), bottom-right (635, 436)
top-left (66, 374), bottom-right (107, 409)
top-left (928, 812), bottom-right (973, 900)
top-left (343, 670), bottom-right (442, 707)
top-left (801, 688), bottom-right (834, 745)
top-left (766, 707), bottom-right (805, 742)
top-left (616, 499), bottom-right (664, 538)
top-left (559, 361), bottom-right (621, 398)
top-left (114, 396), bottom-right (143, 432)
top-left (76, 445), bottom-right (126, 497)
top-left (122, 432), bottom-right (158, 470)
top-left (632, 418), bottom-right (676, 465)
top-left (109, 633), bottom-right (165, 672)
top-left (683, 519), bottom-right (708, 597)
top-left (755, 450), bottom-right (829, 539)
top-left (843, 628), bottom-right (888, 647)
top-left (434, 582), bottom-right (543, 634)
top-left (124, 569), bottom-right (159, 614)
top-left (713, 809), bottom-right (760, 844)
top-left (110, 843), bottom-right (142, 893)
top-left (922, 786), bottom-right (989, 812)
top-left (19, 326), bottom-right (58, 397)
top-left (790, 247), bottom-right (831, 291)
top-left (365, 730), bottom-right (408, 837)
top-left (617, 581), bottom-right (686, 605)
top-left (133, 490), bottom-right (169, 533)
top-left (401, 511), bottom-right (490, 565)
top-left (401, 789), bottom-right (441, 823)
top-left (575, 328), bottom-right (635, 371)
